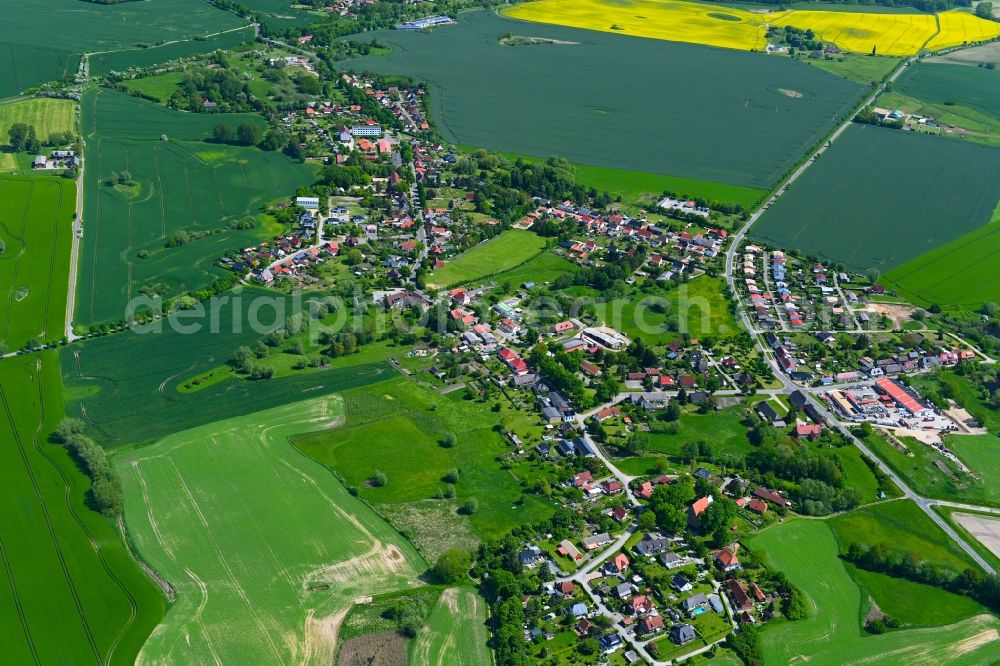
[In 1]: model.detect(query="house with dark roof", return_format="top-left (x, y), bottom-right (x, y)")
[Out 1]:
top-left (682, 592), bottom-right (707, 613)
top-left (670, 623), bottom-right (696, 645)
top-left (755, 401), bottom-right (779, 424)
top-left (598, 633), bottom-right (623, 653)
top-left (635, 533), bottom-right (670, 556)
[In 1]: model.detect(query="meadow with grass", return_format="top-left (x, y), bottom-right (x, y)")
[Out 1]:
top-left (750, 519), bottom-right (1000, 665)
top-left (0, 176), bottom-right (75, 350)
top-left (506, 0), bottom-right (1000, 55)
top-left (0, 353), bottom-right (164, 666)
top-left (857, 424), bottom-right (1000, 508)
top-left (347, 10), bottom-right (862, 191)
top-left (76, 88), bottom-right (312, 326)
top-left (115, 395), bottom-right (424, 665)
top-left (293, 376), bottom-right (555, 543)
top-left (751, 124), bottom-right (1000, 272)
top-left (0, 98), bottom-right (76, 172)
top-left (594, 276), bottom-right (740, 344)
top-left (427, 229), bottom-right (546, 288)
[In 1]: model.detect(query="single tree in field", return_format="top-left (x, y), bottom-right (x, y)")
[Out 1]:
top-left (440, 432), bottom-right (457, 448)
top-left (8, 123), bottom-right (31, 151)
top-left (213, 123), bottom-right (234, 144)
top-left (461, 497), bottom-right (478, 515)
top-left (236, 121), bottom-right (262, 146)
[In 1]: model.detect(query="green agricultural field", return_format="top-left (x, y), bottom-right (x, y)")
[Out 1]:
top-left (90, 26), bottom-right (257, 75)
top-left (427, 229), bottom-right (546, 288)
top-left (829, 500), bottom-right (978, 571)
top-left (346, 10), bottom-right (863, 191)
top-left (749, 519), bottom-right (1000, 665)
top-left (0, 352), bottom-right (164, 665)
top-left (0, 0), bottom-right (245, 95)
top-left (409, 586), bottom-right (491, 666)
top-left (115, 395), bottom-right (425, 665)
top-left (896, 62), bottom-right (1000, 120)
top-left (0, 98), bottom-right (76, 172)
top-left (0, 45), bottom-right (79, 99)
top-left (573, 163), bottom-right (765, 208)
top-left (293, 376), bottom-right (555, 540)
top-left (595, 276), bottom-right (740, 344)
top-left (750, 124), bottom-right (1000, 272)
top-left (235, 0), bottom-right (329, 30)
top-left (0, 176), bottom-right (75, 350)
top-left (461, 148), bottom-right (765, 207)
top-left (76, 88), bottom-right (312, 325)
top-left (949, 434), bottom-right (1000, 503)
top-left (845, 562), bottom-right (985, 626)
top-left (806, 54), bottom-right (903, 85)
top-left (0, 98), bottom-right (75, 146)
top-left (61, 288), bottom-right (393, 446)
top-left (884, 203), bottom-right (1000, 310)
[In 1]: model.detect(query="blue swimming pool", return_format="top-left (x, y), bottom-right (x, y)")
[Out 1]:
top-left (692, 607), bottom-right (707, 616)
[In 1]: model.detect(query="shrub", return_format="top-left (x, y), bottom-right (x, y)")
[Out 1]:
top-left (432, 548), bottom-right (471, 583)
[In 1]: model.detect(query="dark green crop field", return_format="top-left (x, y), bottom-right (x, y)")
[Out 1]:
top-left (0, 0), bottom-right (245, 96)
top-left (0, 45), bottom-right (79, 99)
top-left (90, 26), bottom-right (257, 75)
top-left (896, 62), bottom-right (1000, 119)
top-left (0, 176), bottom-right (75, 351)
top-left (345, 10), bottom-right (863, 194)
top-left (62, 288), bottom-right (392, 446)
top-left (0, 352), bottom-right (164, 665)
top-left (885, 207), bottom-right (1000, 310)
top-left (76, 89), bottom-right (312, 326)
top-left (750, 124), bottom-right (1000, 272)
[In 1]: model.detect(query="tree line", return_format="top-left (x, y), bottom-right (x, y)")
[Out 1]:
top-left (846, 541), bottom-right (1000, 614)
top-left (53, 419), bottom-right (123, 517)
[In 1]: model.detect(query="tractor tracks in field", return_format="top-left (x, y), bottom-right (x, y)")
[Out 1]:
top-left (30, 357), bottom-right (142, 664)
top-left (0, 378), bottom-right (102, 663)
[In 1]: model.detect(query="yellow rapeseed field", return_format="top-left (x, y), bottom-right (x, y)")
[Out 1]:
top-left (505, 0), bottom-right (1000, 56)
top-left (769, 10), bottom-right (936, 56)
top-left (926, 10), bottom-right (1000, 50)
top-left (505, 0), bottom-right (768, 51)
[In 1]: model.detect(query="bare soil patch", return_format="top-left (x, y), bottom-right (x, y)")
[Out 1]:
top-left (953, 513), bottom-right (1000, 559)
top-left (336, 631), bottom-right (407, 666)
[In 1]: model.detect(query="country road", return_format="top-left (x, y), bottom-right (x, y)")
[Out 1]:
top-left (65, 118), bottom-right (85, 342)
top-left (719, 52), bottom-right (998, 576)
